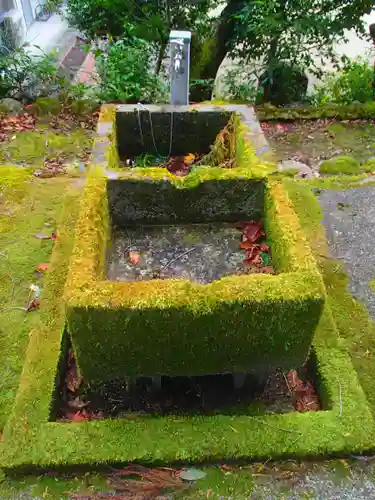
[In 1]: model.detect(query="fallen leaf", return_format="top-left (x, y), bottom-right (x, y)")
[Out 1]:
top-left (37, 264), bottom-right (49, 272)
top-left (240, 241), bottom-right (254, 250)
top-left (71, 410), bottom-right (89, 421)
top-left (27, 298), bottom-right (40, 312)
top-left (243, 222), bottom-right (265, 243)
top-left (129, 251), bottom-right (140, 265)
top-left (261, 266), bottom-right (274, 274)
top-left (287, 369), bottom-right (320, 412)
top-left (220, 465), bottom-right (233, 471)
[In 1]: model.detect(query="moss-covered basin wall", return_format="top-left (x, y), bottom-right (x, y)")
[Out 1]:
top-left (115, 107), bottom-right (232, 158)
top-left (65, 169), bottom-right (324, 384)
top-left (108, 178), bottom-right (265, 226)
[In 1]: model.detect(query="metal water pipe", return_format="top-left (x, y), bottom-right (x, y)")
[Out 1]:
top-left (169, 30), bottom-right (191, 105)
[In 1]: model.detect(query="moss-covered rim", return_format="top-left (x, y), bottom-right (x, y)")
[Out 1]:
top-left (64, 170), bottom-right (324, 310)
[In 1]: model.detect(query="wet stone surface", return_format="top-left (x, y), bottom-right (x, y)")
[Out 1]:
top-left (107, 223), bottom-right (249, 284)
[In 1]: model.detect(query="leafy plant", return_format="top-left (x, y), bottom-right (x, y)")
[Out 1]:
top-left (220, 66), bottom-right (260, 103)
top-left (66, 0), bottom-right (213, 74)
top-left (95, 30), bottom-right (167, 103)
top-left (189, 78), bottom-right (214, 102)
top-left (258, 62), bottom-right (308, 105)
top-left (59, 82), bottom-right (99, 103)
top-left (0, 48), bottom-right (65, 102)
top-left (217, 0), bottom-right (374, 104)
top-left (312, 59), bottom-right (375, 105)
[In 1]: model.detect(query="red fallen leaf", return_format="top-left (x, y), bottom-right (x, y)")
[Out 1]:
top-left (244, 254), bottom-right (262, 266)
top-left (261, 266), bottom-right (274, 274)
top-left (243, 222), bottom-right (265, 244)
top-left (129, 251), bottom-right (140, 265)
top-left (220, 465), bottom-right (233, 472)
top-left (244, 244), bottom-right (260, 259)
top-left (37, 264), bottom-right (49, 272)
top-left (27, 298), bottom-right (40, 312)
top-left (287, 370), bottom-right (320, 413)
top-left (71, 410), bottom-right (89, 421)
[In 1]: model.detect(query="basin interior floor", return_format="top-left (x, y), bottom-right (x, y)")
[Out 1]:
top-left (107, 222), bottom-right (252, 284)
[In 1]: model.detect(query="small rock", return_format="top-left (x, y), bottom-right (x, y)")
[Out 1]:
top-left (278, 160), bottom-right (314, 179)
top-left (0, 98), bottom-right (23, 115)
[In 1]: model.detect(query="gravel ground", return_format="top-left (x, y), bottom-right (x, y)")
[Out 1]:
top-left (251, 464), bottom-right (375, 499)
top-left (318, 186), bottom-right (375, 319)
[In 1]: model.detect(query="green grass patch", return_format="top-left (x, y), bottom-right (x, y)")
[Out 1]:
top-left (0, 169), bottom-right (81, 430)
top-left (0, 130), bottom-right (92, 166)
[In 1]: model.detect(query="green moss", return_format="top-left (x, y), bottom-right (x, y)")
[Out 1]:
top-left (284, 179), bottom-right (375, 415)
top-left (362, 158), bottom-right (375, 173)
top-left (0, 174), bottom-right (373, 467)
top-left (30, 97), bottom-right (61, 116)
top-left (319, 156), bottom-right (361, 175)
top-left (256, 102), bottom-right (375, 121)
top-left (0, 130), bottom-right (92, 166)
top-left (2, 296), bottom-right (374, 470)
top-left (65, 173), bottom-right (324, 383)
top-left (98, 104), bottom-right (116, 123)
top-left (0, 168), bottom-right (79, 430)
top-left (306, 174), bottom-right (370, 190)
top-left (70, 99), bottom-right (99, 116)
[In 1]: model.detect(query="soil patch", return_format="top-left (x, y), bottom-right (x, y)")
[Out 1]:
top-left (56, 349), bottom-right (320, 421)
top-left (262, 119), bottom-right (375, 170)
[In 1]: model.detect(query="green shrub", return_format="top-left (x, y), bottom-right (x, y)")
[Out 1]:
top-left (66, 0), bottom-right (129, 39)
top-left (313, 59), bottom-right (375, 105)
top-left (0, 47), bottom-right (65, 102)
top-left (95, 33), bottom-right (166, 104)
top-left (190, 78), bottom-right (214, 102)
top-left (319, 156), bottom-right (361, 175)
top-left (258, 63), bottom-right (308, 106)
top-left (221, 66), bottom-right (260, 103)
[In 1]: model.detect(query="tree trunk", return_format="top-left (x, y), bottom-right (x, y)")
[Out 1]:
top-left (197, 0), bottom-right (245, 80)
top-left (155, 40), bottom-right (168, 75)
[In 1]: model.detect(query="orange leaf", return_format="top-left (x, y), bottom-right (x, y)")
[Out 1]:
top-left (240, 241), bottom-right (254, 250)
top-left (129, 251), bottom-right (140, 265)
top-left (37, 264), bottom-right (49, 272)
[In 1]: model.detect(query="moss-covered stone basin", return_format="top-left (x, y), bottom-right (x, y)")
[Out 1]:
top-left (65, 168), bottom-right (324, 385)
